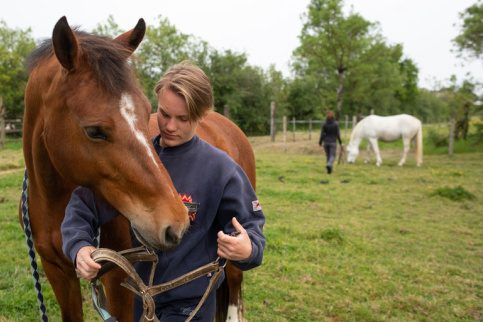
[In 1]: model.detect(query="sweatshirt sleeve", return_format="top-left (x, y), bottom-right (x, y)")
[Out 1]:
top-left (61, 187), bottom-right (118, 266)
top-left (216, 165), bottom-right (266, 271)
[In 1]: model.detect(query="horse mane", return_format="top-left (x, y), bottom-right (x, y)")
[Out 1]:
top-left (350, 119), bottom-right (361, 142)
top-left (26, 29), bottom-right (138, 95)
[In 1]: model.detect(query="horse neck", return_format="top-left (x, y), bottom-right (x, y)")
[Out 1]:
top-left (23, 71), bottom-right (76, 202)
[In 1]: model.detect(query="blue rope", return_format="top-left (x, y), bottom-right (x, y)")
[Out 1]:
top-left (22, 169), bottom-right (49, 322)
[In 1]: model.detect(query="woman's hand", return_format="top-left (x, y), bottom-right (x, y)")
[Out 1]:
top-left (217, 218), bottom-right (253, 261)
top-left (75, 246), bottom-right (101, 280)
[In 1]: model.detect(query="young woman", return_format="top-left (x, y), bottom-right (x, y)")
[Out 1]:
top-left (62, 61), bottom-right (266, 321)
top-left (318, 110), bottom-right (343, 174)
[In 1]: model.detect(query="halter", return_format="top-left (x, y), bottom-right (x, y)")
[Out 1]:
top-left (89, 247), bottom-right (227, 322)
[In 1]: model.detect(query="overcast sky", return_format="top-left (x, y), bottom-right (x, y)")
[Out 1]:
top-left (1, 0), bottom-right (481, 91)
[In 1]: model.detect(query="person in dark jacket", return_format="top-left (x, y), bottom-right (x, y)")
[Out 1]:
top-left (61, 61), bottom-right (265, 321)
top-left (318, 110), bottom-right (343, 174)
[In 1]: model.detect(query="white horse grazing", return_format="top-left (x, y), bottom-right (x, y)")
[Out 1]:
top-left (347, 114), bottom-right (423, 167)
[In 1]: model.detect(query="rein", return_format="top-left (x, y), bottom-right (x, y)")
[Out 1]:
top-left (90, 247), bottom-right (227, 322)
top-left (21, 169), bottom-right (49, 322)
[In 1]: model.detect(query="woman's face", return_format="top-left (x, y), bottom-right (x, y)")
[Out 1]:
top-left (156, 88), bottom-right (200, 147)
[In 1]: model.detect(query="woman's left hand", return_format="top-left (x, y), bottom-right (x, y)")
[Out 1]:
top-left (217, 217), bottom-right (252, 261)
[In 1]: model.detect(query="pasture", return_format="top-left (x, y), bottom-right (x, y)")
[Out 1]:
top-left (1, 132), bottom-right (482, 321)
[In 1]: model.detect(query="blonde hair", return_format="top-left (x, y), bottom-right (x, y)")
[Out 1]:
top-left (154, 61), bottom-right (214, 122)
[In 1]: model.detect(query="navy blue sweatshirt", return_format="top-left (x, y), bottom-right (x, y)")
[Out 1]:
top-left (61, 134), bottom-right (265, 303)
top-left (319, 119), bottom-right (342, 145)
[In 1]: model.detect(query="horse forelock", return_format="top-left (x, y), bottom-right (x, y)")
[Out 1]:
top-left (27, 29), bottom-right (138, 96)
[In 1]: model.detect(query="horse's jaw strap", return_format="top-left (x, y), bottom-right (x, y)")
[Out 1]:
top-left (90, 247), bottom-right (225, 322)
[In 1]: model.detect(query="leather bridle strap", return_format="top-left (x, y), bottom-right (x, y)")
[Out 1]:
top-left (90, 247), bottom-right (225, 322)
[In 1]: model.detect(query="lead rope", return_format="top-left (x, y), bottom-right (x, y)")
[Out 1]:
top-left (90, 227), bottom-right (116, 321)
top-left (21, 169), bottom-right (49, 322)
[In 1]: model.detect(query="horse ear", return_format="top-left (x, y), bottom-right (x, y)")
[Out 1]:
top-left (114, 18), bottom-right (146, 55)
top-left (52, 16), bottom-right (79, 72)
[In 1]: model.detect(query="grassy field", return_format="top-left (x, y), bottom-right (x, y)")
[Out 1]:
top-left (1, 131), bottom-right (482, 321)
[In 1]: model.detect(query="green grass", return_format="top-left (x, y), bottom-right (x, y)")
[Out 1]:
top-left (1, 136), bottom-right (482, 321)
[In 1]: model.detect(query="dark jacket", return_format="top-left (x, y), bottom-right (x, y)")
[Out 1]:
top-left (61, 135), bottom-right (266, 304)
top-left (319, 119), bottom-right (342, 145)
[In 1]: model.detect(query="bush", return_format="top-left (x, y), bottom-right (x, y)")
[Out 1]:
top-left (430, 185), bottom-right (476, 201)
top-left (427, 128), bottom-right (448, 147)
top-left (468, 121), bottom-right (483, 146)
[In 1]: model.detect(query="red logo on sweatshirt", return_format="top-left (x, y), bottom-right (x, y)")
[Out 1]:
top-left (180, 193), bottom-right (198, 221)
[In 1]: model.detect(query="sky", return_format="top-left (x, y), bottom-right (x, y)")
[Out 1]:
top-left (1, 0), bottom-right (481, 91)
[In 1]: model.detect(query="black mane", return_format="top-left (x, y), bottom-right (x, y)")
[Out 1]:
top-left (27, 29), bottom-right (138, 95)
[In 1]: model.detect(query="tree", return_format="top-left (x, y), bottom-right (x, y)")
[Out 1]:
top-left (205, 49), bottom-right (273, 135)
top-left (450, 2), bottom-right (482, 139)
top-left (0, 20), bottom-right (36, 119)
top-left (445, 77), bottom-right (478, 140)
top-left (452, 2), bottom-right (483, 60)
top-left (293, 0), bottom-right (381, 120)
top-left (134, 16), bottom-right (193, 109)
top-left (93, 15), bottom-right (124, 37)
top-left (284, 75), bottom-right (328, 120)
top-left (205, 49), bottom-right (248, 115)
top-left (394, 58), bottom-right (419, 110)
top-left (344, 42), bottom-right (408, 118)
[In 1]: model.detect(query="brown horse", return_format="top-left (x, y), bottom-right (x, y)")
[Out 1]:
top-left (21, 16), bottom-right (255, 321)
top-left (149, 111), bottom-right (256, 321)
top-left (21, 17), bottom-right (189, 321)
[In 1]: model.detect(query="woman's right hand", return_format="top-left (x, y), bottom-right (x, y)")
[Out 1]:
top-left (75, 246), bottom-right (101, 280)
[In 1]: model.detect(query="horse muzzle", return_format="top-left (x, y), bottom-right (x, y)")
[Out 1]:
top-left (132, 225), bottom-right (186, 252)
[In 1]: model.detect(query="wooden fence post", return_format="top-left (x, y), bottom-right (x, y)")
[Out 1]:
top-left (370, 109), bottom-right (374, 115)
top-left (292, 117), bottom-right (296, 142)
top-left (223, 105), bottom-right (230, 119)
top-left (0, 97), bottom-right (4, 150)
top-left (449, 119), bottom-right (455, 157)
top-left (345, 115), bottom-right (348, 138)
top-left (270, 102), bottom-right (276, 142)
top-left (352, 115), bottom-right (357, 129)
top-left (309, 118), bottom-right (312, 140)
top-left (283, 116), bottom-right (287, 153)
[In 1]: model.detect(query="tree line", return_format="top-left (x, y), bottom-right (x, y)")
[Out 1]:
top-left (1, 0), bottom-right (481, 138)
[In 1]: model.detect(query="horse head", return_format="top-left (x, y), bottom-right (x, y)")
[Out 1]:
top-left (346, 143), bottom-right (359, 164)
top-left (26, 17), bottom-right (189, 251)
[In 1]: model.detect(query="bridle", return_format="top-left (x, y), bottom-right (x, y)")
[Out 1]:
top-left (89, 246), bottom-right (228, 322)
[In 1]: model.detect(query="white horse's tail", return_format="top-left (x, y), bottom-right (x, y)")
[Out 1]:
top-left (415, 122), bottom-right (423, 166)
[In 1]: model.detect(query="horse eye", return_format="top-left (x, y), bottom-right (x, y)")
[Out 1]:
top-left (84, 126), bottom-right (107, 140)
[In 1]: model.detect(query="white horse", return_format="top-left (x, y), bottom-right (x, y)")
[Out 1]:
top-left (347, 114), bottom-right (423, 167)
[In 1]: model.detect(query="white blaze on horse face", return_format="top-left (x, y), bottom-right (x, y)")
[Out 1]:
top-left (119, 93), bottom-right (159, 170)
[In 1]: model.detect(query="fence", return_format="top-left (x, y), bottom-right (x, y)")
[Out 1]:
top-left (0, 104), bottom-right (458, 156)
top-left (0, 117), bottom-right (22, 149)
top-left (0, 98), bottom-right (22, 149)
top-left (272, 114), bottom-right (458, 156)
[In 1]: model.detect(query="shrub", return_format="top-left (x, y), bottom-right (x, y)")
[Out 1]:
top-left (430, 185), bottom-right (476, 201)
top-left (427, 128), bottom-right (448, 147)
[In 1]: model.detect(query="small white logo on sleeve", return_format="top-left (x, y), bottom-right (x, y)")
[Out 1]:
top-left (252, 200), bottom-right (262, 211)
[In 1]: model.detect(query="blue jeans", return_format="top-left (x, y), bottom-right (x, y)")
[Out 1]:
top-left (324, 142), bottom-right (337, 167)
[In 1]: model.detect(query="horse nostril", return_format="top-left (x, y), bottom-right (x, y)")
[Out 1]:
top-left (164, 226), bottom-right (179, 246)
